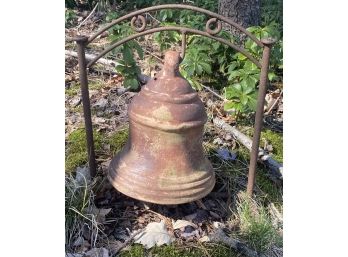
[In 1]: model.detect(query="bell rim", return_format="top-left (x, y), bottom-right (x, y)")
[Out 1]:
top-left (107, 171), bottom-right (216, 205)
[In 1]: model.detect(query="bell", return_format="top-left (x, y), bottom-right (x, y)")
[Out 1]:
top-left (108, 50), bottom-right (215, 204)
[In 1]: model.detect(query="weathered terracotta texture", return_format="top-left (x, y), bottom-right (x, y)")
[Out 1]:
top-left (108, 50), bottom-right (215, 204)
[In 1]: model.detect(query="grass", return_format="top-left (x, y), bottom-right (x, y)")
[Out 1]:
top-left (256, 168), bottom-right (283, 205)
top-left (203, 133), bottom-right (283, 254)
top-left (234, 193), bottom-right (282, 253)
top-left (65, 173), bottom-right (99, 252)
top-left (120, 243), bottom-right (241, 257)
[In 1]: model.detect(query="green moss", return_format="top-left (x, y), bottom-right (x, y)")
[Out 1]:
top-left (107, 129), bottom-right (129, 155)
top-left (65, 81), bottom-right (104, 97)
top-left (261, 130), bottom-right (283, 163)
top-left (236, 126), bottom-right (283, 163)
top-left (89, 81), bottom-right (105, 91)
top-left (65, 83), bottom-right (80, 97)
top-left (120, 243), bottom-right (241, 257)
top-left (65, 128), bottom-right (103, 172)
top-left (120, 244), bottom-right (144, 257)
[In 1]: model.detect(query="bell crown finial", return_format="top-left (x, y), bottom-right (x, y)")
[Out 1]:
top-left (159, 50), bottom-right (182, 77)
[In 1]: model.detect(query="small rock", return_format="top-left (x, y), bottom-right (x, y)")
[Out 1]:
top-left (224, 133), bottom-right (233, 141)
top-left (70, 97), bottom-right (81, 107)
top-left (266, 144), bottom-right (273, 152)
top-left (213, 138), bottom-right (223, 145)
top-left (213, 221), bottom-right (226, 229)
top-left (172, 220), bottom-right (197, 230)
top-left (93, 98), bottom-right (108, 110)
top-left (73, 236), bottom-right (84, 247)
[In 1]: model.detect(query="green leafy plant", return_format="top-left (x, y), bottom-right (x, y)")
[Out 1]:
top-left (224, 82), bottom-right (258, 116)
top-left (222, 24), bottom-right (282, 117)
top-left (115, 43), bottom-right (143, 89)
top-left (181, 46), bottom-right (212, 77)
top-left (153, 24), bottom-right (181, 51)
top-left (108, 23), bottom-right (144, 90)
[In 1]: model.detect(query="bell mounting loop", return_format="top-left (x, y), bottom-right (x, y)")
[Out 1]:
top-left (206, 18), bottom-right (222, 35)
top-left (131, 15), bottom-right (147, 32)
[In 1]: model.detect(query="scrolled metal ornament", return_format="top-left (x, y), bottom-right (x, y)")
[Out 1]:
top-left (131, 15), bottom-right (146, 32)
top-left (206, 18), bottom-right (222, 35)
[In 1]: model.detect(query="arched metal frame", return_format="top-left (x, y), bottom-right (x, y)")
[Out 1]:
top-left (73, 4), bottom-right (276, 195)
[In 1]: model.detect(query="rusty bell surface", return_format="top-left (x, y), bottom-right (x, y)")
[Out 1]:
top-left (108, 50), bottom-right (215, 205)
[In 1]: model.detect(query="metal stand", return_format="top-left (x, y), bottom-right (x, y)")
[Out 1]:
top-left (75, 36), bottom-right (97, 177)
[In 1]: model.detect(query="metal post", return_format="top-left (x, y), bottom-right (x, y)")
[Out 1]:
top-left (75, 36), bottom-right (97, 177)
top-left (246, 38), bottom-right (275, 196)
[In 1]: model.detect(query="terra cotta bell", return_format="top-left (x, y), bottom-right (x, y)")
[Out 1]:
top-left (108, 50), bottom-right (215, 204)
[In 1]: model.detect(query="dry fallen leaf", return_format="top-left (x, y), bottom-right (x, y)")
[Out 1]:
top-left (84, 206), bottom-right (112, 223)
top-left (134, 220), bottom-right (174, 249)
top-left (172, 220), bottom-right (198, 230)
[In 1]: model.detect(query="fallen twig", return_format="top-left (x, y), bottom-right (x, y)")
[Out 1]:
top-left (213, 117), bottom-right (283, 181)
top-left (76, 2), bottom-right (99, 29)
top-left (201, 84), bottom-right (226, 101)
top-left (65, 50), bottom-right (118, 67)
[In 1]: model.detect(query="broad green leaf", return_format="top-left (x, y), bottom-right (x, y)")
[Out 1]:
top-left (212, 42), bottom-right (220, 51)
top-left (196, 65), bottom-right (203, 75)
top-left (268, 72), bottom-right (277, 81)
top-left (228, 70), bottom-right (241, 81)
top-left (246, 26), bottom-right (260, 33)
top-left (225, 86), bottom-right (240, 99)
top-left (227, 62), bottom-right (238, 73)
top-left (240, 80), bottom-right (255, 94)
top-left (133, 41), bottom-right (144, 60)
top-left (243, 76), bottom-right (258, 89)
top-left (236, 53), bottom-right (247, 61)
top-left (124, 78), bottom-right (139, 89)
top-left (224, 101), bottom-right (236, 111)
top-left (200, 62), bottom-right (212, 74)
top-left (122, 46), bottom-right (134, 65)
top-left (247, 93), bottom-right (258, 111)
top-left (240, 94), bottom-right (248, 105)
